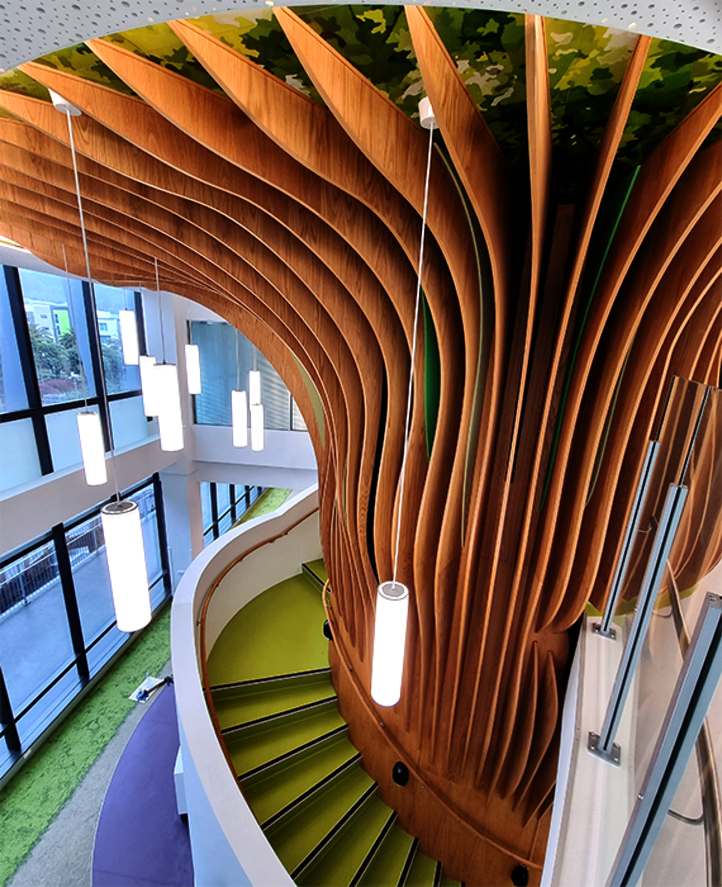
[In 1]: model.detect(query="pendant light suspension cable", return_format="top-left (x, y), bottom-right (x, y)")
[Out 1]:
top-left (155, 257), bottom-right (166, 363)
top-left (60, 99), bottom-right (121, 500)
top-left (60, 243), bottom-right (89, 407)
top-left (392, 115), bottom-right (435, 586)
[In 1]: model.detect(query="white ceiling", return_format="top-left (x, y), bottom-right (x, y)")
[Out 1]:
top-left (0, 0), bottom-right (719, 76)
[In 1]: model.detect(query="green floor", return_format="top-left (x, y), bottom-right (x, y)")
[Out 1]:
top-left (0, 606), bottom-right (171, 887)
top-left (207, 573), bottom-right (329, 684)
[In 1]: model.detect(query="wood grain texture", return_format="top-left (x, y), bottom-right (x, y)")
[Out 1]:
top-left (2, 13), bottom-right (721, 884)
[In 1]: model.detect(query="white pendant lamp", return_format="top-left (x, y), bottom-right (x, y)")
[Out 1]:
top-left (232, 389), bottom-right (248, 447)
top-left (370, 98), bottom-right (437, 708)
top-left (53, 89), bottom-right (151, 633)
top-left (101, 500), bottom-right (151, 632)
top-left (371, 581), bottom-right (410, 707)
top-left (77, 410), bottom-right (107, 485)
top-left (155, 362), bottom-right (184, 451)
top-left (139, 354), bottom-right (160, 417)
top-left (185, 343), bottom-right (202, 395)
top-left (119, 309), bottom-right (140, 365)
top-left (250, 402), bottom-right (264, 451)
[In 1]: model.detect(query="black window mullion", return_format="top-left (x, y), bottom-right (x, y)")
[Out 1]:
top-left (210, 483), bottom-right (219, 540)
top-left (230, 484), bottom-right (237, 523)
top-left (134, 290), bottom-right (147, 357)
top-left (52, 524), bottom-right (90, 685)
top-left (152, 473), bottom-right (172, 596)
top-left (83, 281), bottom-right (113, 452)
top-left (0, 667), bottom-right (21, 757)
top-left (4, 265), bottom-right (53, 474)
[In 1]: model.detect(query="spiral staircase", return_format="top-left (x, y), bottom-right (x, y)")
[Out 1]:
top-left (205, 560), bottom-right (462, 887)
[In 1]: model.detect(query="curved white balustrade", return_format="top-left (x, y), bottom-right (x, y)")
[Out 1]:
top-left (171, 485), bottom-right (322, 887)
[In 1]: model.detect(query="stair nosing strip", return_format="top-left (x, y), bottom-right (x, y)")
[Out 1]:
top-left (302, 564), bottom-right (327, 587)
top-left (290, 781), bottom-right (378, 881)
top-left (260, 752), bottom-right (362, 830)
top-left (220, 694), bottom-right (338, 735)
top-left (237, 724), bottom-right (349, 781)
top-left (348, 809), bottom-right (397, 887)
top-left (398, 836), bottom-right (419, 887)
top-left (433, 859), bottom-right (443, 887)
top-left (210, 666), bottom-right (331, 692)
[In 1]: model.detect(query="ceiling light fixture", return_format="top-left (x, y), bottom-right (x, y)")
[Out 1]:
top-left (371, 97), bottom-right (437, 708)
top-left (185, 343), bottom-right (202, 395)
top-left (119, 309), bottom-right (140, 365)
top-left (249, 347), bottom-right (264, 452)
top-left (51, 88), bottom-right (150, 631)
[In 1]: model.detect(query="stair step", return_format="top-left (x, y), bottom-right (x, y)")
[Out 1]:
top-left (296, 793), bottom-right (392, 886)
top-left (225, 699), bottom-right (345, 775)
top-left (405, 847), bottom-right (440, 887)
top-left (357, 820), bottom-right (415, 886)
top-left (241, 730), bottom-right (358, 824)
top-left (302, 558), bottom-right (329, 590)
top-left (212, 670), bottom-right (335, 731)
top-left (264, 760), bottom-right (375, 874)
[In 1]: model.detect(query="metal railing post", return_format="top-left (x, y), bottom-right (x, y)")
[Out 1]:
top-left (595, 440), bottom-right (660, 639)
top-left (589, 482), bottom-right (688, 764)
top-left (606, 594), bottom-right (722, 887)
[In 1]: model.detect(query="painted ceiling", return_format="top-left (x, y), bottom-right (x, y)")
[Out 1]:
top-left (1, 5), bottom-right (720, 191)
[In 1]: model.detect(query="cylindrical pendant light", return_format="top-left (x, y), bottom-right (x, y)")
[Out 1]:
top-left (139, 354), bottom-right (160, 417)
top-left (155, 363), bottom-right (184, 451)
top-left (101, 500), bottom-right (150, 632)
top-left (370, 98), bottom-right (437, 708)
top-left (232, 389), bottom-right (248, 447)
top-left (185, 343), bottom-right (202, 395)
top-left (118, 309), bottom-right (140, 365)
top-left (249, 369), bottom-right (261, 406)
top-left (250, 402), bottom-right (264, 451)
top-left (77, 410), bottom-right (107, 485)
top-left (371, 581), bottom-right (409, 707)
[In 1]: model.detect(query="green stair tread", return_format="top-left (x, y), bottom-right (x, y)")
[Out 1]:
top-left (439, 876), bottom-right (461, 887)
top-left (265, 763), bottom-right (375, 873)
top-left (405, 850), bottom-right (439, 887)
top-left (296, 794), bottom-right (392, 887)
top-left (303, 558), bottom-right (329, 587)
top-left (226, 703), bottom-right (345, 775)
top-left (358, 821), bottom-right (415, 887)
top-left (212, 672), bottom-right (334, 730)
top-left (207, 574), bottom-right (328, 685)
top-left (241, 732), bottom-right (357, 824)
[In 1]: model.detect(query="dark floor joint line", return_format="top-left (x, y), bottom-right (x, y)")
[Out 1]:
top-left (221, 694), bottom-right (338, 735)
top-left (238, 724), bottom-right (349, 781)
top-left (290, 782), bottom-right (379, 881)
top-left (210, 666), bottom-right (331, 692)
top-left (260, 753), bottom-right (362, 830)
top-left (433, 859), bottom-right (443, 887)
top-left (349, 809), bottom-right (398, 887)
top-left (398, 836), bottom-right (419, 887)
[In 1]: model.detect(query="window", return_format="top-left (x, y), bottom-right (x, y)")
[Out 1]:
top-left (190, 321), bottom-right (305, 432)
top-left (0, 475), bottom-right (170, 780)
top-left (200, 482), bottom-right (265, 546)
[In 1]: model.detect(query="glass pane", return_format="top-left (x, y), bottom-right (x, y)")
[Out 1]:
top-left (218, 510), bottom-right (234, 536)
top-left (87, 625), bottom-right (126, 678)
top-left (0, 539), bottom-right (75, 714)
top-left (110, 396), bottom-right (149, 449)
top-left (258, 351), bottom-right (291, 431)
top-left (19, 268), bottom-right (94, 405)
top-left (92, 283), bottom-right (141, 395)
top-left (46, 408), bottom-right (84, 473)
top-left (0, 270), bottom-right (27, 414)
top-left (129, 485), bottom-right (162, 585)
top-left (201, 482), bottom-right (212, 534)
top-left (292, 398), bottom-right (307, 432)
top-left (216, 483), bottom-right (230, 518)
top-left (0, 418), bottom-right (41, 493)
top-left (67, 513), bottom-right (115, 646)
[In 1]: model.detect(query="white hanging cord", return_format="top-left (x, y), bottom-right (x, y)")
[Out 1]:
top-left (236, 328), bottom-right (241, 389)
top-left (155, 257), bottom-right (166, 364)
top-left (64, 108), bottom-right (121, 501)
top-left (61, 242), bottom-right (89, 407)
top-left (392, 121), bottom-right (435, 586)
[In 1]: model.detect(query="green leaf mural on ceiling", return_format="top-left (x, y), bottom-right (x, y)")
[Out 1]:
top-left (0, 6), bottom-right (719, 188)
